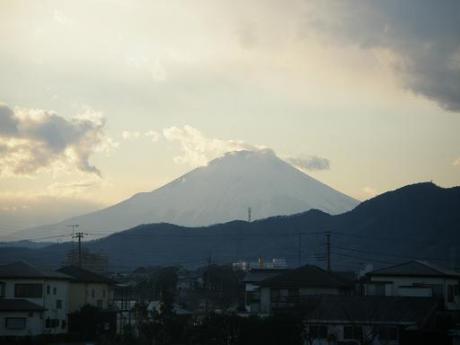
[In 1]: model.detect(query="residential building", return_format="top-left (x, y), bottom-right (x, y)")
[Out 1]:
top-left (301, 295), bottom-right (440, 345)
top-left (245, 265), bottom-right (354, 315)
top-left (243, 268), bottom-right (287, 314)
top-left (0, 261), bottom-right (71, 336)
top-left (0, 299), bottom-right (45, 337)
top-left (363, 261), bottom-right (460, 310)
top-left (57, 265), bottom-right (115, 312)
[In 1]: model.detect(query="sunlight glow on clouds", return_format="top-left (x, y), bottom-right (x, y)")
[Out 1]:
top-left (162, 125), bottom-right (262, 167)
top-left (0, 103), bottom-right (115, 177)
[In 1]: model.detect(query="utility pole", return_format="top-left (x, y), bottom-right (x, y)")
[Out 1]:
top-left (204, 254), bottom-right (213, 313)
top-left (248, 207), bottom-right (252, 222)
top-left (71, 228), bottom-right (86, 268)
top-left (326, 232), bottom-right (331, 272)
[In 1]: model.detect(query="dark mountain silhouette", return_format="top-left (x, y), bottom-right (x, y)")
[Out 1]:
top-left (1, 182), bottom-right (459, 271)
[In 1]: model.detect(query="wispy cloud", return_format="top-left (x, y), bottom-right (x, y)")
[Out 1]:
top-left (145, 130), bottom-right (160, 142)
top-left (121, 130), bottom-right (160, 142)
top-left (162, 125), bottom-right (261, 166)
top-left (121, 130), bottom-right (141, 140)
top-left (286, 155), bottom-right (330, 171)
top-left (0, 103), bottom-right (115, 177)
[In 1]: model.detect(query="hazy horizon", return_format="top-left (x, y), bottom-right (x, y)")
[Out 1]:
top-left (1, 1), bottom-right (459, 235)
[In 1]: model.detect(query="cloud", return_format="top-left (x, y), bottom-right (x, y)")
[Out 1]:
top-left (145, 130), bottom-right (160, 142)
top-left (162, 125), bottom-right (261, 166)
top-left (307, 0), bottom-right (460, 112)
top-left (0, 103), bottom-right (114, 177)
top-left (121, 130), bottom-right (160, 142)
top-left (287, 155), bottom-right (330, 171)
top-left (121, 130), bottom-right (141, 140)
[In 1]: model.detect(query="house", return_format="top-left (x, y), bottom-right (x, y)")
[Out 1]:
top-left (243, 268), bottom-right (287, 314)
top-left (57, 265), bottom-right (115, 312)
top-left (0, 299), bottom-right (45, 337)
top-left (0, 261), bottom-right (71, 336)
top-left (246, 265), bottom-right (354, 315)
top-left (363, 261), bottom-right (460, 310)
top-left (300, 295), bottom-right (441, 345)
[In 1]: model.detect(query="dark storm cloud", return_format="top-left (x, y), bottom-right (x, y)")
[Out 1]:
top-left (309, 0), bottom-right (460, 111)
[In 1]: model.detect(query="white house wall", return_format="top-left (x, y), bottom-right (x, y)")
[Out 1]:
top-left (369, 275), bottom-right (460, 310)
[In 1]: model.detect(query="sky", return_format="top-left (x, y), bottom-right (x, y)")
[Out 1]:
top-left (0, 0), bottom-right (459, 234)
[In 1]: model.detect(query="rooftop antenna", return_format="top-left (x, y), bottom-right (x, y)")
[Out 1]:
top-left (248, 207), bottom-right (252, 222)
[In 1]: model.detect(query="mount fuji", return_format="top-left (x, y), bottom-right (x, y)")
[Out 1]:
top-left (12, 149), bottom-right (359, 239)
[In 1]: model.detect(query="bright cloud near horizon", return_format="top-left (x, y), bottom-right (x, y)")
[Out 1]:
top-left (0, 0), bottom-right (459, 234)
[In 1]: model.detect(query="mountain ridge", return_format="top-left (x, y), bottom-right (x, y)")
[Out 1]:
top-left (10, 149), bottom-right (358, 239)
top-left (1, 182), bottom-right (459, 271)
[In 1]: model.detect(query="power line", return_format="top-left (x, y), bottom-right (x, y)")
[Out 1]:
top-left (333, 245), bottom-right (455, 264)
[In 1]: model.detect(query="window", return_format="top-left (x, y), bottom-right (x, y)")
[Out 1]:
top-left (56, 299), bottom-right (62, 309)
top-left (61, 320), bottom-right (67, 329)
top-left (53, 287), bottom-right (57, 295)
top-left (102, 289), bottom-right (106, 298)
top-left (97, 299), bottom-right (103, 308)
top-left (0, 282), bottom-right (5, 297)
top-left (432, 285), bottom-right (444, 298)
top-left (45, 318), bottom-right (59, 328)
top-left (47, 285), bottom-right (50, 295)
top-left (15, 284), bottom-right (43, 298)
top-left (309, 325), bottom-right (328, 339)
top-left (92, 289), bottom-right (95, 298)
top-left (378, 326), bottom-right (398, 341)
top-left (5, 318), bottom-right (26, 330)
top-left (344, 326), bottom-right (363, 340)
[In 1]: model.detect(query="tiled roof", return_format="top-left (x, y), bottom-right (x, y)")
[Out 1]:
top-left (298, 295), bottom-right (439, 326)
top-left (258, 265), bottom-right (353, 289)
top-left (0, 299), bottom-right (46, 312)
top-left (57, 266), bottom-right (115, 285)
top-left (0, 261), bottom-right (71, 280)
top-left (368, 261), bottom-right (460, 278)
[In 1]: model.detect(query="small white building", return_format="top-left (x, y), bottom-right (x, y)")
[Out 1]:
top-left (57, 265), bottom-right (115, 313)
top-left (363, 261), bottom-right (460, 310)
top-left (0, 261), bottom-right (71, 336)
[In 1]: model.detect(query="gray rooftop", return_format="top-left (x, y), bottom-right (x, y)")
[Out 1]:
top-left (0, 299), bottom-right (46, 312)
top-left (368, 261), bottom-right (460, 279)
top-left (0, 261), bottom-right (71, 280)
